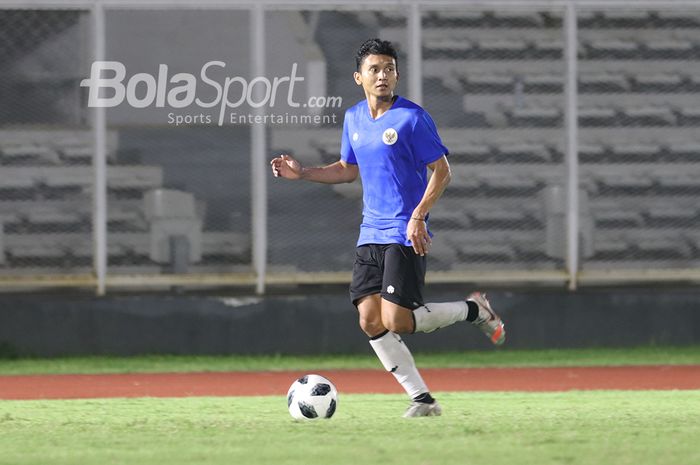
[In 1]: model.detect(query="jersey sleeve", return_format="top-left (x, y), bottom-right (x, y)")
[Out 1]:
top-left (412, 110), bottom-right (449, 166)
top-left (340, 112), bottom-right (357, 165)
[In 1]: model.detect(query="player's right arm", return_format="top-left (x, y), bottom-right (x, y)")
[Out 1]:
top-left (270, 154), bottom-right (358, 184)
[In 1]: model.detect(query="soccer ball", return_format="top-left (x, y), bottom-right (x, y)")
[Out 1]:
top-left (287, 374), bottom-right (338, 420)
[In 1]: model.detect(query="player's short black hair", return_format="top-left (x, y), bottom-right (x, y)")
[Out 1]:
top-left (355, 38), bottom-right (398, 70)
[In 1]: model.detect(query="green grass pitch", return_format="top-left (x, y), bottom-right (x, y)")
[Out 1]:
top-left (1, 345), bottom-right (699, 375)
top-left (1, 391), bottom-right (699, 465)
top-left (1, 347), bottom-right (698, 465)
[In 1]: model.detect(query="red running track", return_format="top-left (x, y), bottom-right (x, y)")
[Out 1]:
top-left (1, 366), bottom-right (699, 400)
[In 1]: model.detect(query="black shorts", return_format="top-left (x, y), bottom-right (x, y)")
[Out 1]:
top-left (349, 243), bottom-right (426, 310)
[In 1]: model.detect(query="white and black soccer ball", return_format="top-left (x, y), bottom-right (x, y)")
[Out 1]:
top-left (287, 374), bottom-right (338, 420)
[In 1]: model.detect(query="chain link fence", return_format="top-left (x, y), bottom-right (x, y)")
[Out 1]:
top-left (0, 8), bottom-right (93, 276)
top-left (417, 7), bottom-right (567, 274)
top-left (103, 9), bottom-right (253, 278)
top-left (577, 7), bottom-right (700, 273)
top-left (266, 9), bottom-right (369, 274)
top-left (0, 2), bottom-right (698, 290)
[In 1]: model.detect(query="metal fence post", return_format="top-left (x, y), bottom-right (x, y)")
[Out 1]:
top-left (251, 4), bottom-right (267, 294)
top-left (408, 2), bottom-right (422, 105)
top-left (564, 1), bottom-right (580, 290)
top-left (92, 0), bottom-right (107, 296)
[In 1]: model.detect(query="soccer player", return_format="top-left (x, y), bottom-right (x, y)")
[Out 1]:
top-left (270, 38), bottom-right (505, 417)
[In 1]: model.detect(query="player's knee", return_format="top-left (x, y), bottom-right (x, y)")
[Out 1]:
top-left (359, 315), bottom-right (385, 337)
top-left (381, 313), bottom-right (412, 334)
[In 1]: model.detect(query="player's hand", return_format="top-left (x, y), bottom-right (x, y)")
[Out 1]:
top-left (407, 217), bottom-right (431, 256)
top-left (270, 154), bottom-right (303, 180)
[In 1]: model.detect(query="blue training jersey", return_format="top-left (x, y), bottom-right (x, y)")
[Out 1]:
top-left (340, 96), bottom-right (449, 247)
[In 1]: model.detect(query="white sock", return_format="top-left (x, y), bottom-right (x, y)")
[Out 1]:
top-left (369, 331), bottom-right (428, 399)
top-left (413, 301), bottom-right (469, 333)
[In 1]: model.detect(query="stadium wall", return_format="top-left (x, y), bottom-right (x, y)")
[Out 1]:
top-left (0, 287), bottom-right (697, 357)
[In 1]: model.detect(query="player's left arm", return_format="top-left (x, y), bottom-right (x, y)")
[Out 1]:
top-left (407, 155), bottom-right (451, 256)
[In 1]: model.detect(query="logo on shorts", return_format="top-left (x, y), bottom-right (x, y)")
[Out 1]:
top-left (382, 128), bottom-right (398, 145)
top-left (352, 132), bottom-right (359, 142)
top-left (386, 285), bottom-right (395, 294)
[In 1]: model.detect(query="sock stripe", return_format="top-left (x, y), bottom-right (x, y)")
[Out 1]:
top-left (465, 300), bottom-right (479, 322)
top-left (369, 329), bottom-right (390, 340)
top-left (413, 392), bottom-right (435, 404)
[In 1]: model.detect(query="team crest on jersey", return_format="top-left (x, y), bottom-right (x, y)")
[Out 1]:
top-left (382, 128), bottom-right (398, 145)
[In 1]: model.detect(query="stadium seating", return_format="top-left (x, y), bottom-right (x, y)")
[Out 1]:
top-left (579, 106), bottom-right (618, 127)
top-left (610, 142), bottom-right (661, 162)
top-left (631, 73), bottom-right (686, 92)
top-left (594, 209), bottom-right (644, 229)
top-left (0, 145), bottom-right (60, 165)
top-left (667, 141), bottom-right (700, 160)
top-left (143, 189), bottom-right (202, 270)
top-left (282, 7), bottom-right (700, 271)
top-left (496, 142), bottom-right (551, 163)
top-left (579, 72), bottom-right (629, 93)
top-left (0, 127), bottom-right (251, 273)
top-left (7, 8), bottom-right (695, 274)
top-left (676, 106), bottom-right (700, 126)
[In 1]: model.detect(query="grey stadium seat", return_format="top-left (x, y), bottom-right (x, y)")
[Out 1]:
top-left (643, 39), bottom-right (694, 59)
top-left (675, 106), bottom-right (700, 126)
top-left (585, 39), bottom-right (640, 59)
top-left (531, 39), bottom-right (563, 59)
top-left (476, 38), bottom-right (529, 59)
top-left (631, 73), bottom-right (686, 92)
top-left (1, 145), bottom-right (60, 165)
top-left (622, 106), bottom-right (675, 126)
top-left (645, 204), bottom-right (698, 227)
top-left (600, 10), bottom-right (652, 28)
top-left (143, 189), bottom-right (203, 269)
top-left (489, 11), bottom-right (544, 28)
top-left (579, 106), bottom-right (618, 127)
top-left (23, 207), bottom-right (85, 233)
top-left (579, 73), bottom-right (629, 93)
top-left (497, 142), bottom-right (551, 163)
top-left (667, 141), bottom-right (700, 160)
top-left (506, 106), bottom-right (562, 127)
top-left (593, 236), bottom-right (632, 259)
top-left (610, 142), bottom-right (661, 162)
top-left (593, 209), bottom-right (644, 229)
top-left (596, 172), bottom-right (654, 194)
top-left (578, 143), bottom-right (608, 163)
top-left (523, 74), bottom-right (563, 93)
top-left (460, 73), bottom-right (513, 93)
